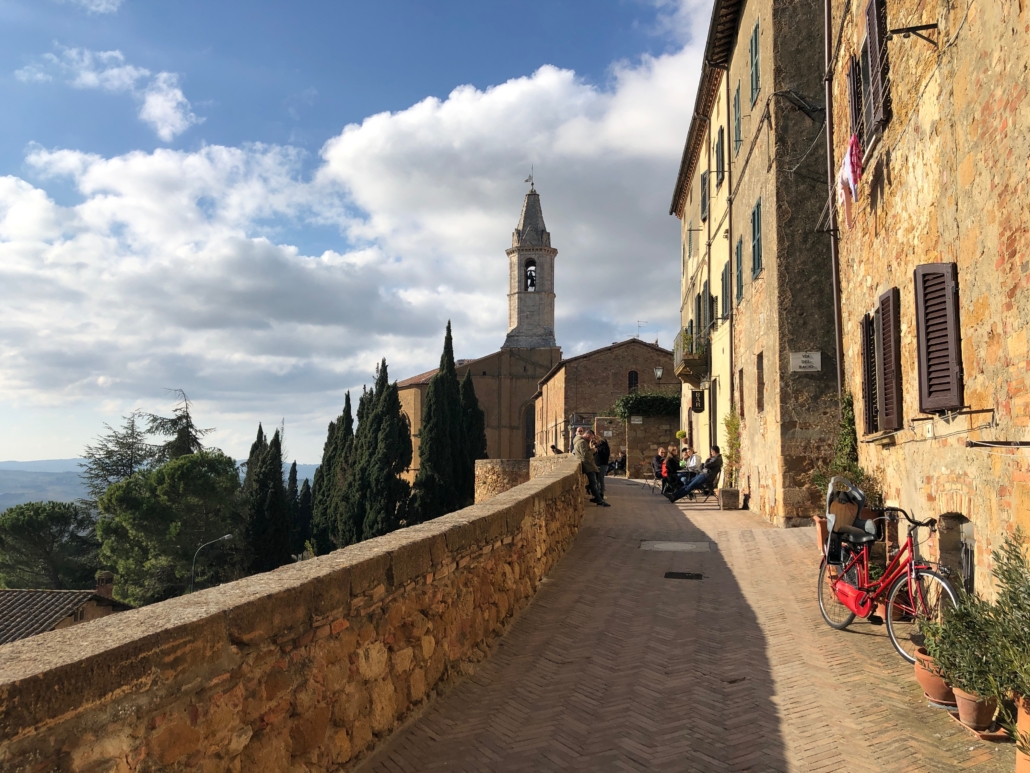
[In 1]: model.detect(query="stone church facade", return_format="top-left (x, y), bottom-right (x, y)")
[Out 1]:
top-left (398, 186), bottom-right (562, 477)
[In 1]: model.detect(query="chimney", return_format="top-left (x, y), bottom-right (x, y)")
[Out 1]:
top-left (95, 571), bottom-right (115, 599)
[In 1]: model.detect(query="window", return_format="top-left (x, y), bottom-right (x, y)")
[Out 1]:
top-left (735, 238), bottom-right (743, 300)
top-left (700, 171), bottom-right (709, 221)
top-left (878, 288), bottom-right (903, 430)
top-left (749, 22), bottom-right (761, 106)
top-left (914, 263), bottom-right (964, 413)
top-left (733, 84), bottom-right (742, 154)
top-left (721, 263), bottom-right (730, 318)
top-left (738, 368), bottom-right (744, 419)
top-left (702, 279), bottom-right (710, 332)
top-left (628, 370), bottom-right (639, 393)
top-left (525, 259), bottom-right (537, 292)
top-left (694, 293), bottom-right (702, 337)
top-left (687, 220), bottom-right (693, 258)
top-left (715, 127), bottom-right (725, 188)
top-left (751, 199), bottom-right (763, 278)
top-left (756, 352), bottom-right (764, 413)
top-left (848, 0), bottom-right (889, 142)
top-left (860, 312), bottom-right (880, 434)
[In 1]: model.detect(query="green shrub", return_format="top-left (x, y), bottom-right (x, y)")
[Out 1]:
top-left (609, 391), bottom-right (680, 421)
top-left (722, 411), bottom-right (741, 489)
top-left (809, 392), bottom-right (880, 504)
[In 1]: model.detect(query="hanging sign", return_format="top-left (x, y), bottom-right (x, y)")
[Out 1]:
top-left (691, 391), bottom-right (705, 413)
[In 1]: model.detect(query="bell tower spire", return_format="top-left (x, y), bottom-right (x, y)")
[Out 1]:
top-left (502, 184), bottom-right (558, 349)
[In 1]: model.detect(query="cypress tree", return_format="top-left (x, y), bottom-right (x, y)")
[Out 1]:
top-left (361, 365), bottom-right (413, 539)
top-left (411, 322), bottom-right (464, 522)
top-left (287, 461), bottom-right (307, 554)
top-left (339, 387), bottom-right (373, 547)
top-left (311, 392), bottom-right (354, 553)
top-left (459, 370), bottom-right (488, 507)
top-left (297, 478), bottom-right (313, 552)
top-left (248, 430), bottom-right (291, 572)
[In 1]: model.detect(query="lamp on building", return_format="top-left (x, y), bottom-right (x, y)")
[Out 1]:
top-left (699, 375), bottom-right (712, 390)
top-left (654, 366), bottom-right (664, 382)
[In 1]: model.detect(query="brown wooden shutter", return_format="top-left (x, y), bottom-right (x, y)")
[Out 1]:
top-left (878, 288), bottom-right (903, 430)
top-left (865, 0), bottom-right (888, 128)
top-left (914, 263), bottom-right (964, 413)
top-left (860, 313), bottom-right (878, 434)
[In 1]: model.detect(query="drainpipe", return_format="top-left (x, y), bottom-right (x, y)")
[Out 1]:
top-left (726, 72), bottom-right (735, 415)
top-left (824, 0), bottom-right (845, 412)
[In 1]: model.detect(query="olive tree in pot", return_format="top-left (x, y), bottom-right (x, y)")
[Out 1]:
top-left (719, 411), bottom-right (740, 510)
top-left (988, 529), bottom-right (1030, 769)
top-left (922, 594), bottom-right (999, 731)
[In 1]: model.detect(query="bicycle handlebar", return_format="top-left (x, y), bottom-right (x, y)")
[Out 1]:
top-left (876, 506), bottom-right (936, 530)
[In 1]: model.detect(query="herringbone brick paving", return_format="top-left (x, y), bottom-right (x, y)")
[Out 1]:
top-left (361, 478), bottom-right (1015, 772)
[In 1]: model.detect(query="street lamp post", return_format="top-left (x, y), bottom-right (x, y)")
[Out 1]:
top-left (189, 534), bottom-right (233, 593)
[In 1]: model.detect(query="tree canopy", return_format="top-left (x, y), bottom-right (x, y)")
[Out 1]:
top-left (97, 450), bottom-right (242, 606)
top-left (0, 501), bottom-right (98, 590)
top-left (80, 411), bottom-right (158, 505)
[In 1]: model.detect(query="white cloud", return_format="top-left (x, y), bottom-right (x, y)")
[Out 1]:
top-left (14, 46), bottom-right (200, 141)
top-left (54, 0), bottom-right (126, 13)
top-left (1, 0), bottom-right (713, 461)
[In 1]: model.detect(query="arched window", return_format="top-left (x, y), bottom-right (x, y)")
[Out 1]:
top-left (525, 259), bottom-right (537, 292)
top-left (628, 370), bottom-right (639, 393)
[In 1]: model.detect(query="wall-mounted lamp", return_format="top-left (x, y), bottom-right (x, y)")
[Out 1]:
top-left (654, 366), bottom-right (664, 381)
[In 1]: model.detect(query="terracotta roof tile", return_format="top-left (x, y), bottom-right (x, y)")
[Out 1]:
top-left (0, 589), bottom-right (113, 644)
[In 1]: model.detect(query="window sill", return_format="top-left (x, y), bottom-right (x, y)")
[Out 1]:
top-left (860, 428), bottom-right (901, 445)
top-left (751, 268), bottom-right (764, 281)
top-left (861, 128), bottom-right (883, 169)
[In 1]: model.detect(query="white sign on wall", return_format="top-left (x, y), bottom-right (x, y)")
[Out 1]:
top-left (603, 430), bottom-right (613, 437)
top-left (630, 415), bottom-right (643, 424)
top-left (789, 352), bottom-right (822, 372)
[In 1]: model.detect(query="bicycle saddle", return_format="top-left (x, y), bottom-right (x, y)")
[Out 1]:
top-left (837, 524), bottom-right (876, 544)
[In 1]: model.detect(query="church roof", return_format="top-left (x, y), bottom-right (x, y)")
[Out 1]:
top-left (512, 186), bottom-right (550, 248)
top-left (397, 359), bottom-right (479, 388)
top-left (535, 339), bottom-right (673, 391)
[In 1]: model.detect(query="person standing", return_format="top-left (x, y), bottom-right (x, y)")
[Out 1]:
top-left (574, 427), bottom-right (609, 506)
top-left (592, 433), bottom-right (611, 500)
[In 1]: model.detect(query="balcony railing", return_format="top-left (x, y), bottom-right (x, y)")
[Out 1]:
top-left (673, 328), bottom-right (709, 379)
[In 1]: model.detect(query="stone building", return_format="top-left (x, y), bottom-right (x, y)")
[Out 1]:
top-left (533, 339), bottom-right (676, 454)
top-left (826, 0), bottom-right (1030, 592)
top-left (398, 186), bottom-right (561, 476)
top-left (0, 572), bottom-right (131, 644)
top-left (670, 0), bottom-right (840, 525)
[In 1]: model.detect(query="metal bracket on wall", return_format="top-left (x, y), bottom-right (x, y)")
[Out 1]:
top-left (886, 24), bottom-right (939, 48)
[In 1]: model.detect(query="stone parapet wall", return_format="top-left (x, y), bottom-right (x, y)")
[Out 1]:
top-left (0, 458), bottom-right (585, 773)
top-left (474, 459), bottom-right (530, 503)
top-left (528, 455), bottom-right (568, 479)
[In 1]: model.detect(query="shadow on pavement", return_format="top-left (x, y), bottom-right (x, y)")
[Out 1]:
top-left (361, 476), bottom-right (789, 772)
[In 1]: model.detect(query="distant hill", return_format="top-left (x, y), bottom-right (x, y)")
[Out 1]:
top-left (0, 459), bottom-right (319, 511)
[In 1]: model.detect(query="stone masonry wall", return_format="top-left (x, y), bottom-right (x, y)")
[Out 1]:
top-left (626, 415), bottom-right (678, 479)
top-left (0, 458), bottom-right (585, 773)
top-left (474, 459), bottom-right (531, 503)
top-left (830, 0), bottom-right (1030, 592)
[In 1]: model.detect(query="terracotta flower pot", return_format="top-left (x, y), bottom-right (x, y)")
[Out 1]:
top-left (953, 687), bottom-right (998, 731)
top-left (913, 648), bottom-right (955, 705)
top-left (1017, 695), bottom-right (1030, 773)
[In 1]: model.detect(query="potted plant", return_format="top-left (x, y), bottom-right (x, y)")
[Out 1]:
top-left (719, 411), bottom-right (741, 510)
top-left (913, 646), bottom-right (956, 706)
top-left (987, 528), bottom-right (1030, 769)
top-left (676, 429), bottom-right (687, 441)
top-left (922, 594), bottom-right (999, 730)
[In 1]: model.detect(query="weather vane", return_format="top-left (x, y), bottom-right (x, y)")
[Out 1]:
top-left (525, 166), bottom-right (534, 190)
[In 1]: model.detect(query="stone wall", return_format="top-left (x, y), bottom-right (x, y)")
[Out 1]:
top-left (829, 0), bottom-right (1030, 592)
top-left (473, 459), bottom-right (530, 503)
top-left (626, 415), bottom-right (678, 479)
top-left (528, 455), bottom-right (567, 479)
top-left (0, 459), bottom-right (585, 773)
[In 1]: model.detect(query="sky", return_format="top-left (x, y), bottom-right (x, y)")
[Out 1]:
top-left (0, 0), bottom-right (711, 463)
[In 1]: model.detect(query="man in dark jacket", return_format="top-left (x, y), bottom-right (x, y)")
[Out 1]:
top-left (665, 446), bottom-right (723, 502)
top-left (592, 435), bottom-right (611, 500)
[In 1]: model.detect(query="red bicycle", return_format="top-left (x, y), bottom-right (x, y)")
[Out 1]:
top-left (817, 477), bottom-right (958, 663)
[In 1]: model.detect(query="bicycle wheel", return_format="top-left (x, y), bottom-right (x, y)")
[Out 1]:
top-left (885, 569), bottom-right (958, 663)
top-left (818, 558), bottom-right (856, 630)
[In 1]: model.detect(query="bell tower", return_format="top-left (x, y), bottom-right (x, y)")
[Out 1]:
top-left (502, 183), bottom-right (558, 349)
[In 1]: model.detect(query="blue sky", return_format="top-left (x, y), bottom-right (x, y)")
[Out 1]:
top-left (0, 0), bottom-right (708, 462)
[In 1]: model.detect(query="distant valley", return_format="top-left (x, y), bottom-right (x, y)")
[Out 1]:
top-left (0, 459), bottom-right (319, 509)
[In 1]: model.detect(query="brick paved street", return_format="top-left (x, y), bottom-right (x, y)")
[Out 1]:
top-left (361, 478), bottom-right (1015, 772)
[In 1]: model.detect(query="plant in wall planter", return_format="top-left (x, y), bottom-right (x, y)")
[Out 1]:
top-left (922, 594), bottom-right (999, 731)
top-left (719, 411), bottom-right (741, 510)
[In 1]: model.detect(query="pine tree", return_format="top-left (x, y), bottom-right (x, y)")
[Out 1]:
top-left (411, 322), bottom-right (464, 522)
top-left (80, 411), bottom-right (159, 505)
top-left (361, 364), bottom-right (413, 539)
top-left (297, 479), bottom-right (313, 553)
top-left (459, 370), bottom-right (488, 507)
top-left (145, 390), bottom-right (212, 462)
